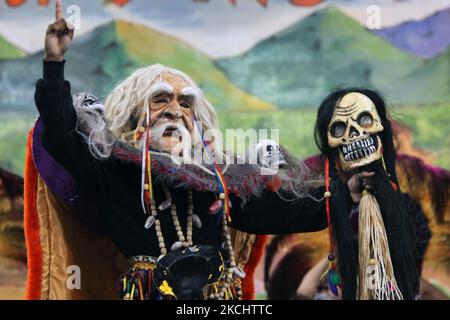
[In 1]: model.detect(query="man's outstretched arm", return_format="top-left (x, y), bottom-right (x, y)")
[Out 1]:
top-left (35, 0), bottom-right (97, 180)
top-left (229, 187), bottom-right (328, 235)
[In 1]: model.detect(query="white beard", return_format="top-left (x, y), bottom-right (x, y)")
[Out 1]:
top-left (139, 121), bottom-right (192, 157)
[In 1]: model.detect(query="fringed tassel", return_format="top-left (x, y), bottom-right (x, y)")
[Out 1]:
top-left (139, 109), bottom-right (154, 216)
top-left (321, 158), bottom-right (341, 297)
top-left (207, 282), bottom-right (239, 300)
top-left (194, 116), bottom-right (231, 224)
top-left (320, 257), bottom-right (342, 297)
top-left (119, 268), bottom-right (154, 300)
top-left (358, 190), bottom-right (403, 300)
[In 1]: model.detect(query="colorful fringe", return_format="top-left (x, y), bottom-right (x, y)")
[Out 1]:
top-left (321, 158), bottom-right (342, 296)
top-left (119, 266), bottom-right (155, 300)
top-left (193, 117), bottom-right (231, 224)
top-left (320, 260), bottom-right (341, 297)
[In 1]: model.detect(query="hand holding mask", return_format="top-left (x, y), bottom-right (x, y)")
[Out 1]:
top-left (347, 171), bottom-right (376, 203)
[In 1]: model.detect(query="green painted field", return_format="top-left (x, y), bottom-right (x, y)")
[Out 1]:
top-left (0, 115), bottom-right (35, 175)
top-left (0, 103), bottom-right (449, 176)
top-left (397, 104), bottom-right (450, 169)
top-left (220, 105), bottom-right (450, 170)
top-left (0, 35), bottom-right (24, 60)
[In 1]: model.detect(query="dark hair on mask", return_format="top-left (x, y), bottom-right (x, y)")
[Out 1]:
top-left (314, 88), bottom-right (419, 299)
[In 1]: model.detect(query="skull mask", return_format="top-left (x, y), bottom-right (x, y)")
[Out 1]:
top-left (327, 92), bottom-right (384, 171)
top-left (251, 139), bottom-right (287, 170)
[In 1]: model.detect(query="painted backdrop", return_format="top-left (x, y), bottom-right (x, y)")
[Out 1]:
top-left (0, 0), bottom-right (449, 299)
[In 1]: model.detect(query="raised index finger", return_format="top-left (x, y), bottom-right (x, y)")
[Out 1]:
top-left (55, 0), bottom-right (63, 20)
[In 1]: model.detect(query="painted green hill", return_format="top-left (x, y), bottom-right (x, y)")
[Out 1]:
top-left (216, 6), bottom-right (448, 108)
top-left (0, 35), bottom-right (24, 60)
top-left (394, 47), bottom-right (450, 105)
top-left (0, 20), bottom-right (273, 114)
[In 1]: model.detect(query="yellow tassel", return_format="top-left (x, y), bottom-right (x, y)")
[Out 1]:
top-left (320, 266), bottom-right (329, 283)
top-left (228, 288), bottom-right (234, 299)
top-left (381, 156), bottom-right (388, 173)
top-left (130, 283), bottom-right (136, 301)
top-left (147, 151), bottom-right (153, 198)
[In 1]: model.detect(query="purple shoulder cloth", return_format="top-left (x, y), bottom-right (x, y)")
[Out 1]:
top-left (32, 117), bottom-right (77, 206)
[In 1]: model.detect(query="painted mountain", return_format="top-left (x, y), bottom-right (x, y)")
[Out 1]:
top-left (0, 20), bottom-right (273, 114)
top-left (394, 47), bottom-right (450, 106)
top-left (0, 35), bottom-right (24, 60)
top-left (374, 8), bottom-right (450, 59)
top-left (216, 6), bottom-right (450, 108)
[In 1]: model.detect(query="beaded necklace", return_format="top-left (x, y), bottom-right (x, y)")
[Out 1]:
top-left (134, 108), bottom-right (244, 300)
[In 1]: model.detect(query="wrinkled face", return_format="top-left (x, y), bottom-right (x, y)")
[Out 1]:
top-left (148, 72), bottom-right (195, 154)
top-left (327, 92), bottom-right (384, 171)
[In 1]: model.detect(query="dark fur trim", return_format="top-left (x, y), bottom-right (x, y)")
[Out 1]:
top-left (111, 143), bottom-right (272, 202)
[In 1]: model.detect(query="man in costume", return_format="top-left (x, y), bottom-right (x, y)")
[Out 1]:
top-left (264, 193), bottom-right (438, 299)
top-left (25, 1), bottom-right (327, 300)
top-left (313, 88), bottom-right (420, 300)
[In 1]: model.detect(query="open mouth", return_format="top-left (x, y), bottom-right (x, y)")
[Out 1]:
top-left (163, 125), bottom-right (178, 137)
top-left (341, 136), bottom-right (378, 162)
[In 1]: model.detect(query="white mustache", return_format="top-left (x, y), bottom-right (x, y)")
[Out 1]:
top-left (152, 122), bottom-right (189, 138)
top-left (136, 122), bottom-right (192, 150)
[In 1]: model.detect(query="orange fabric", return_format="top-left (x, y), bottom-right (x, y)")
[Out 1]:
top-left (35, 176), bottom-right (128, 299)
top-left (242, 234), bottom-right (267, 300)
top-left (24, 128), bottom-right (42, 300)
top-left (23, 128), bottom-right (128, 300)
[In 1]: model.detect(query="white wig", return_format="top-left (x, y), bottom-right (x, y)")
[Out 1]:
top-left (104, 64), bottom-right (219, 144)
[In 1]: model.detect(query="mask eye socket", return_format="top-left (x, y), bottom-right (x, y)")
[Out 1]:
top-left (330, 122), bottom-right (346, 138)
top-left (180, 101), bottom-right (192, 109)
top-left (151, 94), bottom-right (171, 109)
top-left (358, 112), bottom-right (373, 128)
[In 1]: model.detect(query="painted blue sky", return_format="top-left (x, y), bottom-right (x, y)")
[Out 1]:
top-left (0, 0), bottom-right (449, 57)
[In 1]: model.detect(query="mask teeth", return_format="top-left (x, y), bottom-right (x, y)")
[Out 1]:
top-left (341, 136), bottom-right (378, 161)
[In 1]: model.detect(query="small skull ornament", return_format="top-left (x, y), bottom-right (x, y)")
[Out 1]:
top-left (327, 92), bottom-right (384, 171)
top-left (73, 92), bottom-right (103, 111)
top-left (251, 139), bottom-right (287, 170)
